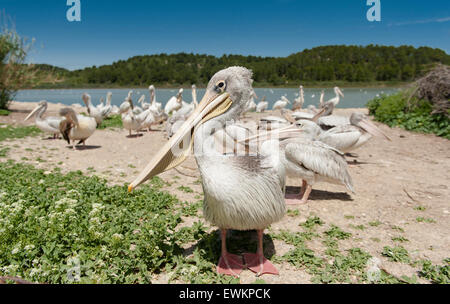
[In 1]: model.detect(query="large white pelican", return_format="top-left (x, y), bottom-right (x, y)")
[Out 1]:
top-left (130, 67), bottom-right (285, 277)
top-left (256, 96), bottom-right (269, 113)
top-left (101, 92), bottom-right (113, 118)
top-left (242, 127), bottom-right (354, 205)
top-left (296, 114), bottom-right (391, 153)
top-left (326, 87), bottom-right (344, 107)
top-left (82, 93), bottom-right (103, 125)
top-left (272, 96), bottom-right (290, 111)
top-left (165, 85), bottom-right (200, 137)
top-left (59, 108), bottom-right (97, 150)
top-left (292, 85), bottom-right (304, 111)
top-left (24, 100), bottom-right (63, 139)
top-left (243, 90), bottom-right (258, 114)
top-left (164, 88), bottom-right (183, 115)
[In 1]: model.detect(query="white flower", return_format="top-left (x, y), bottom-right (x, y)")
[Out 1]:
top-left (11, 247), bottom-right (20, 255)
top-left (24, 245), bottom-right (35, 251)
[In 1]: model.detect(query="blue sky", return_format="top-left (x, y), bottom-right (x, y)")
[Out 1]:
top-left (1, 0), bottom-right (449, 70)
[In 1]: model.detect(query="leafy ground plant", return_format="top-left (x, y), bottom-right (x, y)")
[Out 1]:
top-left (96, 115), bottom-right (123, 130)
top-left (0, 124), bottom-right (41, 142)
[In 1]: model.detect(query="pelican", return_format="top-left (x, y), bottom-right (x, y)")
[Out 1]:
top-left (296, 114), bottom-right (391, 153)
top-left (244, 90), bottom-right (258, 114)
top-left (164, 88), bottom-right (183, 115)
top-left (148, 85), bottom-right (163, 111)
top-left (319, 90), bottom-right (325, 108)
top-left (24, 100), bottom-right (64, 139)
top-left (120, 98), bottom-right (142, 136)
top-left (96, 97), bottom-right (104, 111)
top-left (326, 87), bottom-right (344, 107)
top-left (82, 93), bottom-right (103, 125)
top-left (165, 85), bottom-right (200, 137)
top-left (242, 126), bottom-right (354, 205)
top-left (59, 108), bottom-right (97, 150)
top-left (272, 96), bottom-right (290, 111)
top-left (292, 85), bottom-right (304, 111)
top-left (256, 96), bottom-right (269, 113)
top-left (101, 92), bottom-right (113, 118)
top-left (129, 67), bottom-right (285, 277)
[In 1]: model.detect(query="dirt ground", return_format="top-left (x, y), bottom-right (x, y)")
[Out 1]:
top-left (1, 101), bottom-right (449, 284)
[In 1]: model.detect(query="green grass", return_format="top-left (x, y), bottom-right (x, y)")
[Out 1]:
top-left (0, 125), bottom-right (42, 142)
top-left (367, 91), bottom-right (450, 139)
top-left (392, 236), bottom-right (409, 243)
top-left (369, 220), bottom-right (382, 227)
top-left (0, 146), bottom-right (10, 157)
top-left (381, 246), bottom-right (410, 263)
top-left (177, 186), bottom-right (194, 193)
top-left (0, 109), bottom-right (10, 116)
top-left (0, 161), bottom-right (235, 284)
top-left (97, 115), bottom-right (122, 130)
top-left (414, 205), bottom-right (427, 211)
top-left (418, 259), bottom-right (450, 284)
top-left (416, 217), bottom-right (436, 223)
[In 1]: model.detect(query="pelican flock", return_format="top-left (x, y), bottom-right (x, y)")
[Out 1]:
top-left (21, 65), bottom-right (393, 279)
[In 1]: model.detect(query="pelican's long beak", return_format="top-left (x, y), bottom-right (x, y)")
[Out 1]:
top-left (339, 89), bottom-right (344, 98)
top-left (24, 105), bottom-right (42, 121)
top-left (129, 91), bottom-right (232, 191)
top-left (311, 107), bottom-right (327, 122)
top-left (238, 124), bottom-right (303, 144)
top-left (358, 119), bottom-right (391, 141)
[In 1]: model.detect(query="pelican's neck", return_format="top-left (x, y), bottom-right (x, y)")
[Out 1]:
top-left (36, 104), bottom-right (47, 120)
top-left (150, 88), bottom-right (156, 104)
top-left (192, 88), bottom-right (197, 106)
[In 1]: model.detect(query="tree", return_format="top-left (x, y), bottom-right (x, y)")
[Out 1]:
top-left (0, 27), bottom-right (35, 109)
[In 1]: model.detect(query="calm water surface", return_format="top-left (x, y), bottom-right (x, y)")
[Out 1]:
top-left (15, 87), bottom-right (400, 109)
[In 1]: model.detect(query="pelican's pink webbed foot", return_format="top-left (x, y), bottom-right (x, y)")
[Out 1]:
top-left (285, 182), bottom-right (312, 205)
top-left (217, 253), bottom-right (244, 277)
top-left (243, 253), bottom-right (279, 276)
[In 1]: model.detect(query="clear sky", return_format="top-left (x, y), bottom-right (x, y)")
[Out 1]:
top-left (1, 0), bottom-right (449, 70)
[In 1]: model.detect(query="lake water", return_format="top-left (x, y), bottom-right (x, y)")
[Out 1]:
top-left (14, 87), bottom-right (400, 109)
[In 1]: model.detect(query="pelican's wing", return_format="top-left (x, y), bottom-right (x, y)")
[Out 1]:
top-left (101, 105), bottom-right (112, 118)
top-left (291, 111), bottom-right (314, 120)
top-left (318, 125), bottom-right (361, 152)
top-left (284, 138), bottom-right (353, 192)
top-left (318, 115), bottom-right (350, 128)
top-left (46, 116), bottom-right (63, 130)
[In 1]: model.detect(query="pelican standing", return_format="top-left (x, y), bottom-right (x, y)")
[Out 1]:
top-left (164, 88), bottom-right (183, 115)
top-left (292, 85), bottom-right (304, 111)
top-left (272, 96), bottom-right (290, 111)
top-left (24, 100), bottom-right (63, 139)
top-left (59, 108), bottom-right (97, 150)
top-left (82, 93), bottom-right (103, 125)
top-left (130, 67), bottom-right (285, 277)
top-left (101, 92), bottom-right (113, 118)
top-left (326, 87), bottom-right (344, 107)
top-left (256, 96), bottom-right (269, 113)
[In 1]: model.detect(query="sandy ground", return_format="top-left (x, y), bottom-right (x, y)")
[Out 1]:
top-left (1, 101), bottom-right (449, 284)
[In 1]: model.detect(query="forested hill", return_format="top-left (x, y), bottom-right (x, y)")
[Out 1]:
top-left (38, 45), bottom-right (450, 87)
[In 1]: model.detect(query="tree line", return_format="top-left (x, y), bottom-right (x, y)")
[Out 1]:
top-left (37, 45), bottom-right (450, 87)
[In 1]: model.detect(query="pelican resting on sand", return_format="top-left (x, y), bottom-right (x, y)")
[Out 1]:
top-left (24, 100), bottom-right (63, 139)
top-left (59, 108), bottom-right (97, 150)
top-left (129, 67), bottom-right (285, 277)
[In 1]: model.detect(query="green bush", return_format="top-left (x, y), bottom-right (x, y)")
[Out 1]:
top-left (367, 92), bottom-right (450, 139)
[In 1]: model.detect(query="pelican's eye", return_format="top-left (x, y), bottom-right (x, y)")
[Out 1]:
top-left (215, 80), bottom-right (226, 93)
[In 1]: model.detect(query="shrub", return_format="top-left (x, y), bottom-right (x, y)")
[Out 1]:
top-left (367, 91), bottom-right (450, 139)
